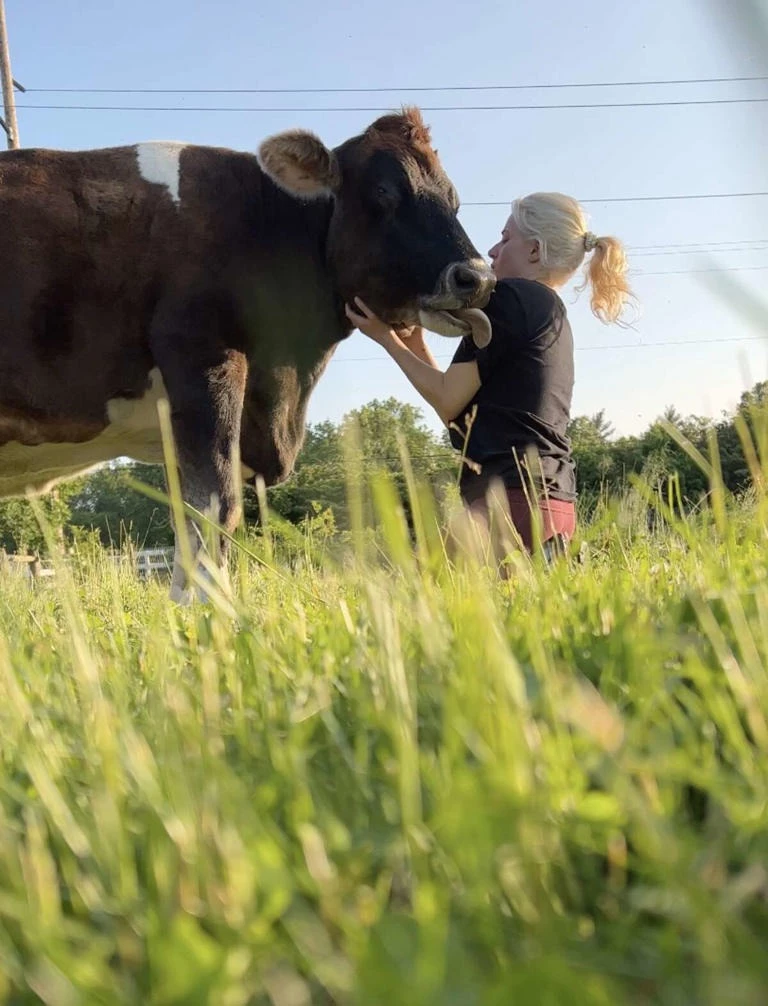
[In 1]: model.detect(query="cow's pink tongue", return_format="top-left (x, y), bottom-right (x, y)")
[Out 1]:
top-left (453, 308), bottom-right (492, 348)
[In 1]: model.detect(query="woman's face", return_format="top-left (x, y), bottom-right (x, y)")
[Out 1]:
top-left (488, 215), bottom-right (540, 280)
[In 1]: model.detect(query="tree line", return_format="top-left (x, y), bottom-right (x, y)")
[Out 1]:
top-left (1, 383), bottom-right (766, 555)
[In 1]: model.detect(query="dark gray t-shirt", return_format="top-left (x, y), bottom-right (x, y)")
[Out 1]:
top-left (448, 278), bottom-right (576, 503)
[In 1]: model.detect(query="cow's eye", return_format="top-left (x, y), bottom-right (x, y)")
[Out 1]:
top-left (375, 182), bottom-right (398, 207)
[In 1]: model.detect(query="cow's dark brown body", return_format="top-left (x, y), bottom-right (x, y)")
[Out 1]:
top-left (0, 110), bottom-right (494, 599)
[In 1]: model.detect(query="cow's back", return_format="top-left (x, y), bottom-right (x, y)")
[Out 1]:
top-left (0, 145), bottom-right (184, 422)
top-left (0, 140), bottom-right (339, 495)
top-left (0, 142), bottom-right (327, 414)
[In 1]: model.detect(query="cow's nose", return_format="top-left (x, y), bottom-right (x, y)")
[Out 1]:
top-left (444, 261), bottom-right (496, 306)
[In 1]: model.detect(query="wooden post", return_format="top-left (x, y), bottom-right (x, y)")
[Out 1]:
top-left (0, 0), bottom-right (19, 149)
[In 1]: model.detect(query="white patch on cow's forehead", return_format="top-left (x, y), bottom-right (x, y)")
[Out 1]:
top-left (136, 142), bottom-right (186, 205)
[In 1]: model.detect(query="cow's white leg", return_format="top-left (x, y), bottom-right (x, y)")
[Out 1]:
top-left (169, 540), bottom-right (192, 604)
top-left (169, 510), bottom-right (230, 605)
top-left (169, 529), bottom-right (203, 605)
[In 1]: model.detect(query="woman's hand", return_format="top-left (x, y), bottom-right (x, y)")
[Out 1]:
top-left (345, 296), bottom-right (480, 424)
top-left (345, 297), bottom-right (408, 347)
top-left (394, 322), bottom-right (426, 344)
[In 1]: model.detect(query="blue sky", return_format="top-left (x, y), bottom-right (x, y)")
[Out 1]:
top-left (6, 0), bottom-right (768, 435)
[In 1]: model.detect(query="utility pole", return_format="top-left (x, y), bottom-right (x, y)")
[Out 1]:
top-left (0, 0), bottom-right (20, 149)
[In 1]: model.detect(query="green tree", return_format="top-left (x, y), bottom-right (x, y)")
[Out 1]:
top-left (611, 411), bottom-right (711, 504)
top-left (0, 487), bottom-right (73, 555)
top-left (264, 399), bottom-right (456, 528)
top-left (67, 463), bottom-right (172, 547)
top-left (342, 398), bottom-right (454, 475)
top-left (568, 411), bottom-right (616, 502)
top-left (17, 384), bottom-right (765, 552)
top-left (716, 381), bottom-right (768, 492)
top-left (262, 421), bottom-right (346, 524)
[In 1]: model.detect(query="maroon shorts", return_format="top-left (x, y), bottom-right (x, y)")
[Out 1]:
top-left (467, 487), bottom-right (576, 554)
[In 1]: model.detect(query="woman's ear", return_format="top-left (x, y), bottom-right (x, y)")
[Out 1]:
top-left (529, 240), bottom-right (541, 264)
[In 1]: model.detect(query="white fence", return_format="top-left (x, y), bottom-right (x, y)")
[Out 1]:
top-left (134, 548), bottom-right (174, 579)
top-left (0, 554), bottom-right (55, 579)
top-left (0, 548), bottom-right (174, 580)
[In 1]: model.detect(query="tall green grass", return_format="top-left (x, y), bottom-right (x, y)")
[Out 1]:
top-left (1, 446), bottom-right (768, 1004)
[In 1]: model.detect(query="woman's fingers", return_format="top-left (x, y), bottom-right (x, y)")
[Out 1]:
top-left (346, 298), bottom-right (380, 329)
top-left (344, 303), bottom-right (366, 326)
top-left (345, 298), bottom-right (398, 345)
top-left (353, 296), bottom-right (375, 319)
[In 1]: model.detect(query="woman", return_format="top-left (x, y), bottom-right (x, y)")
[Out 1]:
top-left (345, 192), bottom-right (634, 555)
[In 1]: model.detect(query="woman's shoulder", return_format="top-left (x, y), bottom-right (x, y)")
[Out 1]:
top-left (487, 278), bottom-right (565, 333)
top-left (496, 277), bottom-right (562, 310)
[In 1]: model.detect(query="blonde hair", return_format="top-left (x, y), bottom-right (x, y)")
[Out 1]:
top-left (510, 192), bottom-right (634, 324)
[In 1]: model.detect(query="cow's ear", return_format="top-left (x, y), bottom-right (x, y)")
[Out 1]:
top-left (258, 129), bottom-right (340, 197)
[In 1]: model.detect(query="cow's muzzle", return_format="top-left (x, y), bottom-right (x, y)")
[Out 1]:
top-left (418, 259), bottom-right (496, 347)
top-left (442, 260), bottom-right (496, 307)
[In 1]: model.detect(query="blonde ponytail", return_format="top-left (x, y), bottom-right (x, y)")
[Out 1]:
top-left (578, 235), bottom-right (634, 325)
top-left (510, 193), bottom-right (635, 325)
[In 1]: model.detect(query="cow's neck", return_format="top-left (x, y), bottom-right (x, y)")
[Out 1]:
top-left (233, 187), bottom-right (354, 483)
top-left (241, 187), bottom-right (352, 374)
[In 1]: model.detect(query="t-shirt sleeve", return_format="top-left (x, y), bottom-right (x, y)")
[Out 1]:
top-left (451, 279), bottom-right (561, 384)
top-left (450, 335), bottom-right (477, 365)
top-left (464, 281), bottom-right (530, 385)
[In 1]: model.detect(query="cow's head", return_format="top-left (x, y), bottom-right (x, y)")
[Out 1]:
top-left (258, 107), bottom-right (495, 347)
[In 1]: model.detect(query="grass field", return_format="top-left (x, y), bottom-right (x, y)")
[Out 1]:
top-left (1, 467), bottom-right (768, 1005)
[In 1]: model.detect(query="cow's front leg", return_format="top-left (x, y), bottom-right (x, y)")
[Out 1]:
top-left (158, 350), bottom-right (247, 604)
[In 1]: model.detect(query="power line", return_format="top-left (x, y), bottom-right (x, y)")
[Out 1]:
top-left (628, 238), bottom-right (768, 252)
top-left (331, 334), bottom-right (768, 364)
top-left (15, 103), bottom-right (766, 208)
top-left (13, 106), bottom-right (768, 211)
top-left (21, 73), bottom-right (768, 94)
top-left (632, 245), bottom-right (768, 257)
top-left (634, 264), bottom-right (768, 276)
top-left (465, 192), bottom-right (768, 206)
top-left (632, 237), bottom-right (768, 249)
top-left (16, 97), bottom-right (768, 113)
top-left (577, 335), bottom-right (767, 350)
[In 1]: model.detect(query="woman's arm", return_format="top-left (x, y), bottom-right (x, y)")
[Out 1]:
top-left (397, 327), bottom-right (441, 369)
top-left (346, 299), bottom-right (481, 425)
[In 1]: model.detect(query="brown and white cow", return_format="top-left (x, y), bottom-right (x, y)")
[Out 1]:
top-left (0, 107), bottom-right (494, 600)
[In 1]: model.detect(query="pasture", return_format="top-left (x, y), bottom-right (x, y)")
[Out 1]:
top-left (1, 464), bottom-right (767, 1005)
